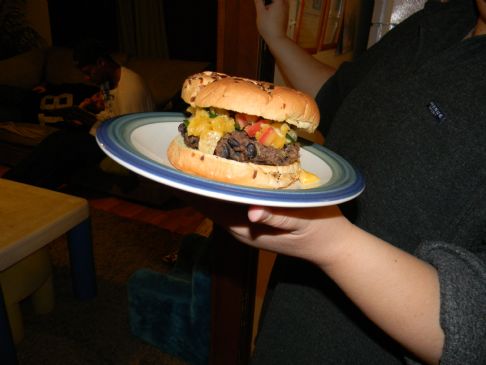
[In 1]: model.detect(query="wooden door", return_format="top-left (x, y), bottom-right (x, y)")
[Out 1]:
top-left (216, 0), bottom-right (262, 79)
top-left (210, 3), bottom-right (264, 365)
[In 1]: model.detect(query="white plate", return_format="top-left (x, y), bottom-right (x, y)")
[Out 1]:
top-left (96, 112), bottom-right (365, 207)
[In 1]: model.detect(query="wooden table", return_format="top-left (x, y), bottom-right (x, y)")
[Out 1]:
top-left (0, 179), bottom-right (97, 364)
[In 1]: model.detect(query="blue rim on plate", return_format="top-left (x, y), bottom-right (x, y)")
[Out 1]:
top-left (96, 112), bottom-right (365, 207)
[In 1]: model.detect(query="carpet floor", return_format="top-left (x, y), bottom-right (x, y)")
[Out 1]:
top-left (16, 208), bottom-right (191, 365)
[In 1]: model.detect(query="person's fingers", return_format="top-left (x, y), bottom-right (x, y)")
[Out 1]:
top-left (247, 205), bottom-right (269, 222)
top-left (248, 205), bottom-right (302, 231)
top-left (248, 204), bottom-right (343, 232)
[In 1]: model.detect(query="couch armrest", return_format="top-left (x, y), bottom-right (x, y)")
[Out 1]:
top-left (0, 48), bottom-right (46, 89)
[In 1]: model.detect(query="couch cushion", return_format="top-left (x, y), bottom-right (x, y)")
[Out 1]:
top-left (0, 48), bottom-right (45, 89)
top-left (126, 58), bottom-right (210, 109)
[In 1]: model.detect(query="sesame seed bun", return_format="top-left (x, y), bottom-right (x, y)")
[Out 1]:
top-left (181, 71), bottom-right (319, 133)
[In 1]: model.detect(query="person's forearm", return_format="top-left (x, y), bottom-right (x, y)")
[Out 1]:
top-left (231, 199), bottom-right (446, 362)
top-left (264, 35), bottom-right (336, 97)
top-left (319, 223), bottom-right (444, 364)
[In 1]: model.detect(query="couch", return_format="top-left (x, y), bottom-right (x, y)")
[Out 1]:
top-left (0, 47), bottom-right (210, 205)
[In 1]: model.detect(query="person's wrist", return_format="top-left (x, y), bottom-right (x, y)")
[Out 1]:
top-left (261, 31), bottom-right (289, 47)
top-left (309, 216), bottom-right (358, 270)
top-left (264, 34), bottom-right (294, 60)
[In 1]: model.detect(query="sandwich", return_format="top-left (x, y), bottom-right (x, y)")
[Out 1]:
top-left (167, 71), bottom-right (320, 189)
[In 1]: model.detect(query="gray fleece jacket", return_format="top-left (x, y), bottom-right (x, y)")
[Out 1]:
top-left (252, 1), bottom-right (486, 364)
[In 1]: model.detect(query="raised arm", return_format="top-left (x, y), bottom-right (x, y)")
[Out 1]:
top-left (254, 0), bottom-right (336, 97)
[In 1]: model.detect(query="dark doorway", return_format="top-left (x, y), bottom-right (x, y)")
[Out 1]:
top-left (47, 0), bottom-right (118, 49)
top-left (47, 0), bottom-right (217, 64)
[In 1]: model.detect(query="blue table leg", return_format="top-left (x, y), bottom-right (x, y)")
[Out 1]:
top-left (0, 286), bottom-right (18, 364)
top-left (67, 218), bottom-right (97, 300)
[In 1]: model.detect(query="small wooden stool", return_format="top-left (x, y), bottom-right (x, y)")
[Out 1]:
top-left (0, 178), bottom-right (97, 365)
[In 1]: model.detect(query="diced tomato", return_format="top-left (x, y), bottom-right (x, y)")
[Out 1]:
top-left (236, 113), bottom-right (260, 130)
top-left (244, 120), bottom-right (268, 137)
top-left (235, 113), bottom-right (249, 129)
top-left (257, 126), bottom-right (277, 146)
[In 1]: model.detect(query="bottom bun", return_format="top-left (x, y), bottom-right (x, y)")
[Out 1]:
top-left (167, 135), bottom-right (300, 189)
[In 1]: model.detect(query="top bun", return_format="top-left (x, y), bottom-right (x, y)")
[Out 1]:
top-left (181, 71), bottom-right (319, 133)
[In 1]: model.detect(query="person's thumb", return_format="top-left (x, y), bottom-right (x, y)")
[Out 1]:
top-left (248, 205), bottom-right (300, 231)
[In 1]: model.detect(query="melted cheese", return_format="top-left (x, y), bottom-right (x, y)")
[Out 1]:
top-left (299, 169), bottom-right (320, 188)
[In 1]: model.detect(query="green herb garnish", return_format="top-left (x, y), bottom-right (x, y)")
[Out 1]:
top-left (286, 131), bottom-right (297, 143)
